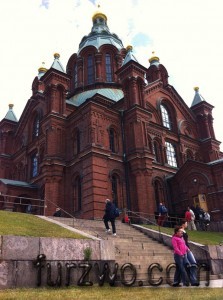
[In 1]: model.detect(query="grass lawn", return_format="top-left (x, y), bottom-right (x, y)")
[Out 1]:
top-left (0, 210), bottom-right (85, 239)
top-left (0, 286), bottom-right (223, 300)
top-left (144, 225), bottom-right (223, 245)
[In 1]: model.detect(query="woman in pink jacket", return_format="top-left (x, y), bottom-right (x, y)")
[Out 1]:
top-left (171, 226), bottom-right (190, 286)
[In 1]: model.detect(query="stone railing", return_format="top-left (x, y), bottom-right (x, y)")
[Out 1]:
top-left (0, 235), bottom-right (115, 289)
top-left (132, 224), bottom-right (223, 276)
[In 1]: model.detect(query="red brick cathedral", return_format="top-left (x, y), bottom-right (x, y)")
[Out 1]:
top-left (0, 10), bottom-right (222, 220)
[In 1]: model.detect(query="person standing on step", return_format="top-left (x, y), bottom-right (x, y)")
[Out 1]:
top-left (171, 226), bottom-right (190, 287)
top-left (103, 199), bottom-right (117, 236)
top-left (176, 220), bottom-right (199, 286)
top-left (157, 202), bottom-right (168, 227)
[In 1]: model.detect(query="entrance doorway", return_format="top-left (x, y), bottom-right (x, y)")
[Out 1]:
top-left (193, 194), bottom-right (208, 211)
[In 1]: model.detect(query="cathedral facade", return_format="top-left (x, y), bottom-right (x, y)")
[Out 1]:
top-left (0, 11), bottom-right (222, 220)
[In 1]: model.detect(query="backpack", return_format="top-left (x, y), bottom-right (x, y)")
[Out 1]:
top-left (161, 206), bottom-right (167, 214)
top-left (115, 207), bottom-right (120, 217)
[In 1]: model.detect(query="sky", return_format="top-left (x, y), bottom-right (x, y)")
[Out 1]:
top-left (0, 0), bottom-right (223, 150)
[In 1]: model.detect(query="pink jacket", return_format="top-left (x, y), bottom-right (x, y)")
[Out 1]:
top-left (171, 235), bottom-right (189, 256)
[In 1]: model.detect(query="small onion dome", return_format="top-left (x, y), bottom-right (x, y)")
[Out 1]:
top-left (194, 87), bottom-right (199, 92)
top-left (126, 45), bottom-right (133, 52)
top-left (38, 62), bottom-right (47, 79)
top-left (38, 62), bottom-right (47, 73)
top-left (54, 53), bottom-right (60, 59)
top-left (92, 5), bottom-right (107, 22)
top-left (9, 104), bottom-right (14, 109)
top-left (149, 51), bottom-right (160, 65)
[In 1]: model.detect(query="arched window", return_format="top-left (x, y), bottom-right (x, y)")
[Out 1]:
top-left (161, 104), bottom-right (171, 130)
top-left (87, 54), bottom-right (94, 84)
top-left (165, 141), bottom-right (177, 167)
top-left (105, 53), bottom-right (112, 82)
top-left (31, 153), bottom-right (38, 177)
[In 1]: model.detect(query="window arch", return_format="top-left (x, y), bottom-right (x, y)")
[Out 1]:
top-left (160, 104), bottom-right (172, 130)
top-left (31, 152), bottom-right (38, 177)
top-left (165, 141), bottom-right (177, 167)
top-left (105, 53), bottom-right (112, 82)
top-left (87, 54), bottom-right (95, 84)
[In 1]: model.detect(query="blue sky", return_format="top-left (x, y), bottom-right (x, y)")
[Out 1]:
top-left (0, 0), bottom-right (223, 150)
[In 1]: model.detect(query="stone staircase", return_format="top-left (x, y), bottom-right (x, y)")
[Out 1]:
top-left (49, 217), bottom-right (175, 286)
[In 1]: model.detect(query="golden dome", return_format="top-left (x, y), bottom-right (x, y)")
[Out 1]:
top-left (194, 87), bottom-right (199, 92)
top-left (92, 5), bottom-right (107, 22)
top-left (38, 62), bottom-right (47, 73)
top-left (9, 104), bottom-right (14, 109)
top-left (149, 51), bottom-right (160, 63)
top-left (54, 53), bottom-right (60, 59)
top-left (126, 45), bottom-right (133, 52)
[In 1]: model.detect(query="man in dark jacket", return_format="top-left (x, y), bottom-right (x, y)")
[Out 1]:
top-left (157, 202), bottom-right (168, 226)
top-left (103, 199), bottom-right (116, 236)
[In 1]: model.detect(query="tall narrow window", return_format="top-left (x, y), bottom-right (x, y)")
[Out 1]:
top-left (87, 54), bottom-right (94, 84)
top-left (161, 104), bottom-right (171, 130)
top-left (31, 153), bottom-right (38, 177)
top-left (105, 53), bottom-right (112, 82)
top-left (165, 141), bottom-right (177, 167)
top-left (76, 176), bottom-right (82, 211)
top-left (73, 129), bottom-right (80, 155)
top-left (74, 64), bottom-right (77, 88)
top-left (109, 128), bottom-right (115, 153)
top-left (33, 115), bottom-right (40, 139)
top-left (153, 140), bottom-right (162, 163)
top-left (154, 180), bottom-right (163, 210)
top-left (111, 174), bottom-right (118, 207)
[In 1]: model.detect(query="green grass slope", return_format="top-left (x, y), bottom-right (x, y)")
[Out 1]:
top-left (144, 225), bottom-right (223, 245)
top-left (0, 211), bottom-right (85, 239)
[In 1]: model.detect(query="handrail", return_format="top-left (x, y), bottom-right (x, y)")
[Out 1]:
top-left (125, 209), bottom-right (222, 273)
top-left (0, 192), bottom-right (76, 227)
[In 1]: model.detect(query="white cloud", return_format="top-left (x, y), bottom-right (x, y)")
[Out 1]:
top-left (0, 0), bottom-right (223, 150)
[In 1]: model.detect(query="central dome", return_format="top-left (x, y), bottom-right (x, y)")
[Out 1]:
top-left (78, 11), bottom-right (124, 53)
